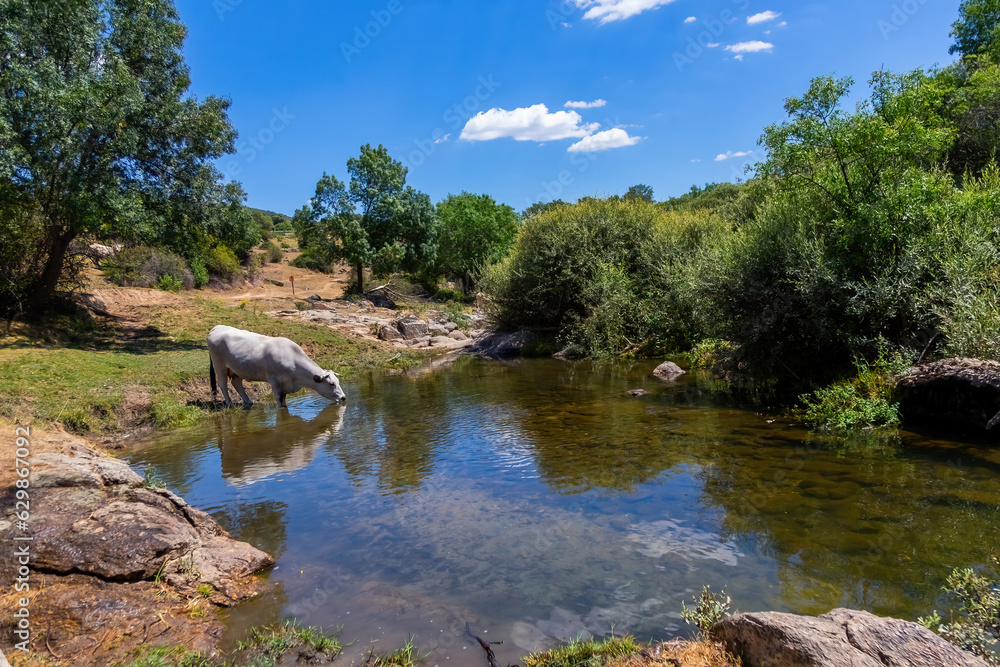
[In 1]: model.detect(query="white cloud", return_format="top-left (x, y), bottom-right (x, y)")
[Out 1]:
top-left (725, 40), bottom-right (774, 54)
top-left (733, 54), bottom-right (744, 61)
top-left (567, 128), bottom-right (642, 152)
top-left (747, 10), bottom-right (781, 25)
top-left (684, 16), bottom-right (696, 23)
top-left (434, 134), bottom-right (451, 144)
top-left (691, 158), bottom-right (701, 163)
top-left (460, 104), bottom-right (599, 142)
top-left (571, 0), bottom-right (676, 24)
top-left (707, 42), bottom-right (720, 48)
top-left (564, 99), bottom-right (608, 109)
top-left (715, 150), bottom-right (752, 161)
top-left (777, 21), bottom-right (787, 27)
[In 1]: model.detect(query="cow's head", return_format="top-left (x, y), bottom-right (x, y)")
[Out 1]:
top-left (313, 371), bottom-right (346, 402)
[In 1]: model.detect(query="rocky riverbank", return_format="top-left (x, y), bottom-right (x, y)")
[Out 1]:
top-left (0, 430), bottom-right (273, 665)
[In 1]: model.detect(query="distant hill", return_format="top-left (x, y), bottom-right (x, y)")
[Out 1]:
top-left (247, 206), bottom-right (292, 223)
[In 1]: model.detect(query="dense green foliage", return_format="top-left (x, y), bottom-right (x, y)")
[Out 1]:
top-left (294, 145), bottom-right (437, 292)
top-left (921, 555), bottom-right (1000, 664)
top-left (480, 198), bottom-right (725, 355)
top-left (0, 0), bottom-right (253, 316)
top-left (432, 192), bottom-right (519, 291)
top-left (951, 0), bottom-right (1000, 58)
top-left (481, 25), bottom-right (1000, 403)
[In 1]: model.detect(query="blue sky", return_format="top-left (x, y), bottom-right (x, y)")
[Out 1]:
top-left (174, 0), bottom-right (961, 215)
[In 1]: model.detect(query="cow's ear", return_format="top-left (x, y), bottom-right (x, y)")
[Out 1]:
top-left (313, 374), bottom-right (322, 383)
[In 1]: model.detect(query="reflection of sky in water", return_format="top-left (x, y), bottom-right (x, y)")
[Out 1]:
top-left (126, 357), bottom-right (1000, 664)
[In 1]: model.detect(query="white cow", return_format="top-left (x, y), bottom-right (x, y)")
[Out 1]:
top-left (207, 325), bottom-right (346, 408)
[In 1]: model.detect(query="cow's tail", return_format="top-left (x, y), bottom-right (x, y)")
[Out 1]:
top-left (210, 358), bottom-right (217, 398)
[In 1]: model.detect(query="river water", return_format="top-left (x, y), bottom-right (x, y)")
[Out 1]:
top-left (126, 356), bottom-right (1000, 665)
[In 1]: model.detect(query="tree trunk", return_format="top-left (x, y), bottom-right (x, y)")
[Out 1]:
top-left (356, 261), bottom-right (364, 294)
top-left (22, 229), bottom-right (76, 315)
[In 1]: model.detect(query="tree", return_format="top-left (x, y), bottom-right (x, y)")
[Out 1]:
top-left (435, 192), bottom-right (519, 292)
top-left (950, 0), bottom-right (1000, 58)
top-left (521, 200), bottom-right (567, 219)
top-left (300, 145), bottom-right (437, 292)
top-left (0, 0), bottom-right (242, 315)
top-left (624, 184), bottom-right (655, 203)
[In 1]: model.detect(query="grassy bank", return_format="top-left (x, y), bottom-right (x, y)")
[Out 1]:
top-left (0, 292), bottom-right (419, 435)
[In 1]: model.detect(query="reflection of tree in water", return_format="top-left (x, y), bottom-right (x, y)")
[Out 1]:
top-left (696, 431), bottom-right (1000, 619)
top-left (213, 498), bottom-right (289, 561)
top-left (327, 368), bottom-right (461, 493)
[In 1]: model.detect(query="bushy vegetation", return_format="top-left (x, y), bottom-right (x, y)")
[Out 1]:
top-left (479, 3), bottom-right (1000, 408)
top-left (261, 240), bottom-right (284, 263)
top-left (920, 555), bottom-right (1000, 664)
top-left (522, 635), bottom-right (640, 667)
top-left (204, 245), bottom-right (242, 282)
top-left (103, 247), bottom-right (195, 290)
top-left (480, 197), bottom-right (726, 357)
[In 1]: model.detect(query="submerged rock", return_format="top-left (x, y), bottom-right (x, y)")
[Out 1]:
top-left (713, 608), bottom-right (989, 667)
top-left (896, 358), bottom-right (1000, 433)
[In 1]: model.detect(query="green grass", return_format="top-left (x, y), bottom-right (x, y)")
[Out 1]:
top-left (114, 645), bottom-right (214, 667)
top-left (0, 295), bottom-right (420, 434)
top-left (236, 620), bottom-right (342, 662)
top-left (521, 635), bottom-right (640, 667)
top-left (363, 635), bottom-right (429, 666)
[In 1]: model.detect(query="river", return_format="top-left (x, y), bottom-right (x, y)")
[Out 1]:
top-left (126, 356), bottom-right (1000, 665)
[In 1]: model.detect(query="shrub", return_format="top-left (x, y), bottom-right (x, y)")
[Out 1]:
top-left (680, 585), bottom-right (734, 632)
top-left (204, 245), bottom-right (242, 282)
top-left (920, 555), bottom-right (1000, 664)
top-left (479, 198), bottom-right (724, 356)
top-left (190, 256), bottom-right (209, 288)
top-left (103, 246), bottom-right (194, 290)
top-left (799, 356), bottom-right (902, 431)
top-left (262, 241), bottom-right (283, 263)
top-left (158, 274), bottom-right (183, 292)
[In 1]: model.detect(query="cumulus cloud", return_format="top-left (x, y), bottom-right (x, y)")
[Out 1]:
top-left (565, 99), bottom-right (608, 109)
top-left (684, 16), bottom-right (696, 23)
top-left (567, 128), bottom-right (642, 152)
top-left (715, 150), bottom-right (752, 161)
top-left (747, 10), bottom-right (781, 24)
top-left (460, 104), bottom-right (599, 142)
top-left (725, 40), bottom-right (774, 54)
top-left (571, 0), bottom-right (676, 24)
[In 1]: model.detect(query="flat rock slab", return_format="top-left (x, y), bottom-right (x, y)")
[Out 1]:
top-left (713, 608), bottom-right (989, 667)
top-left (17, 441), bottom-right (272, 605)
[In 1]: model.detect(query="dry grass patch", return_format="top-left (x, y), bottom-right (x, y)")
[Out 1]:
top-left (608, 639), bottom-right (741, 667)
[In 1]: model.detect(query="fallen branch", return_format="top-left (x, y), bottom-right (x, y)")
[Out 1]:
top-left (466, 622), bottom-right (517, 667)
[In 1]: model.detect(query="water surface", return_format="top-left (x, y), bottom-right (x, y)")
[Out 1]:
top-left (128, 357), bottom-right (1000, 665)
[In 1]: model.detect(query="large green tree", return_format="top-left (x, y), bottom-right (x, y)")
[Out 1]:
top-left (950, 0), bottom-right (1000, 58)
top-left (0, 0), bottom-right (243, 314)
top-left (300, 145), bottom-right (437, 292)
top-left (434, 192), bottom-right (518, 292)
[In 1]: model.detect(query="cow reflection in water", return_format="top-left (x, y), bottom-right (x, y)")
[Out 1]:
top-left (218, 403), bottom-right (346, 487)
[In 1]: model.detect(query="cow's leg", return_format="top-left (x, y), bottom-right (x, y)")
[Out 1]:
top-left (214, 362), bottom-right (233, 407)
top-left (231, 376), bottom-right (253, 407)
top-left (269, 379), bottom-right (287, 408)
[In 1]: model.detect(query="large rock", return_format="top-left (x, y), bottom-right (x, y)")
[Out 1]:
top-left (393, 315), bottom-right (429, 340)
top-left (468, 330), bottom-right (537, 359)
top-left (22, 443), bottom-right (273, 605)
top-left (713, 608), bottom-right (989, 667)
top-left (653, 361), bottom-right (686, 380)
top-left (896, 358), bottom-right (1000, 433)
